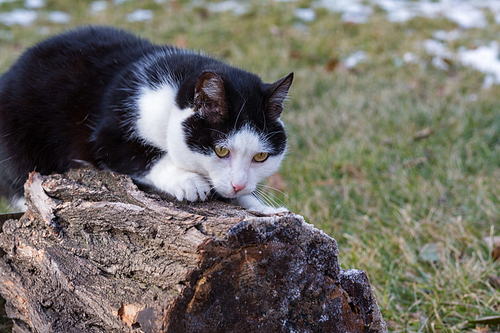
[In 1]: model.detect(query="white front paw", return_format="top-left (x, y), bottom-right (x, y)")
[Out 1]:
top-left (166, 171), bottom-right (211, 201)
top-left (143, 158), bottom-right (211, 201)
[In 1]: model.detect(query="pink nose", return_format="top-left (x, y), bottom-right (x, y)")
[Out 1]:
top-left (232, 182), bottom-right (246, 193)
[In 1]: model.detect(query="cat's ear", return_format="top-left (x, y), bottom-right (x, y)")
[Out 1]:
top-left (194, 71), bottom-right (227, 123)
top-left (266, 72), bottom-right (293, 119)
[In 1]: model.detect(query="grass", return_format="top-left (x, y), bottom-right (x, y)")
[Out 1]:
top-left (0, 0), bottom-right (499, 331)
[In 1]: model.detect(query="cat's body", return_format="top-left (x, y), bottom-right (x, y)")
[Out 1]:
top-left (0, 26), bottom-right (292, 213)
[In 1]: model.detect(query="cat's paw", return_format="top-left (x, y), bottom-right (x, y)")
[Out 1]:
top-left (172, 172), bottom-right (211, 202)
top-left (153, 170), bottom-right (211, 202)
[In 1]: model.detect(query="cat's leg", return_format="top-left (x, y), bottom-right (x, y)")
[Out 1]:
top-left (235, 194), bottom-right (288, 214)
top-left (141, 155), bottom-right (211, 202)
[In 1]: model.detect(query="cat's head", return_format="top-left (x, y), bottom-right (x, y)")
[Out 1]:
top-left (181, 70), bottom-right (293, 199)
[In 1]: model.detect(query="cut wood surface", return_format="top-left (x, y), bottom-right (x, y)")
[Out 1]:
top-left (0, 168), bottom-right (388, 333)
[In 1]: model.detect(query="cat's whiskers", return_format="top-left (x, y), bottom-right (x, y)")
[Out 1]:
top-left (252, 187), bottom-right (285, 209)
top-left (0, 156), bottom-right (13, 164)
top-left (258, 184), bottom-right (293, 202)
top-left (254, 190), bottom-right (281, 209)
top-left (208, 128), bottom-right (227, 138)
top-left (233, 97), bottom-right (248, 132)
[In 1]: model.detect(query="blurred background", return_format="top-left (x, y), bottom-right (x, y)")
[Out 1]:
top-left (1, 0), bottom-right (500, 331)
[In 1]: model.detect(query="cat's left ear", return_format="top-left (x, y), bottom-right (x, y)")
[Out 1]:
top-left (266, 72), bottom-right (294, 119)
top-left (194, 71), bottom-right (228, 123)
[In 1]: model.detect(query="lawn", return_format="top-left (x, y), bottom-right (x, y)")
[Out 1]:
top-left (0, 0), bottom-right (499, 332)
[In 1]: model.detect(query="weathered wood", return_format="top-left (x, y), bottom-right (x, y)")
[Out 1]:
top-left (0, 168), bottom-right (388, 333)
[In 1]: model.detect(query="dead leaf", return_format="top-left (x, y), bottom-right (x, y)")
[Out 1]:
top-left (325, 58), bottom-right (339, 72)
top-left (487, 276), bottom-right (500, 290)
top-left (474, 325), bottom-right (490, 332)
top-left (414, 128), bottom-right (433, 140)
top-left (492, 245), bottom-right (500, 261)
top-left (289, 51), bottom-right (302, 59)
top-left (267, 174), bottom-right (287, 192)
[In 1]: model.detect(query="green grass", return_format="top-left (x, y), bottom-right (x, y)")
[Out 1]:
top-left (1, 0), bottom-right (499, 331)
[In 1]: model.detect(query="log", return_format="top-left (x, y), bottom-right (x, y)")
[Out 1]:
top-left (0, 168), bottom-right (388, 333)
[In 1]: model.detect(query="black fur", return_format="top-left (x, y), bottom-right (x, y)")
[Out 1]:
top-left (0, 26), bottom-right (292, 201)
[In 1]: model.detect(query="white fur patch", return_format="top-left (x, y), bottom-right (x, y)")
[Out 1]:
top-left (140, 154), bottom-right (211, 201)
top-left (135, 84), bottom-right (178, 150)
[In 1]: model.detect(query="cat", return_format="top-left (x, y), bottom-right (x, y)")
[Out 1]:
top-left (0, 26), bottom-right (293, 214)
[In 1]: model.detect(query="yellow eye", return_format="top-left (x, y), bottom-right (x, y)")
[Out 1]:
top-left (253, 152), bottom-right (269, 162)
top-left (214, 145), bottom-right (229, 158)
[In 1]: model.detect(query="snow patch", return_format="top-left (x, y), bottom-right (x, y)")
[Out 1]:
top-left (47, 11), bottom-right (71, 24)
top-left (344, 51), bottom-right (367, 68)
top-left (433, 29), bottom-right (460, 42)
top-left (0, 9), bottom-right (37, 26)
top-left (314, 0), bottom-right (373, 24)
top-left (458, 41), bottom-right (500, 88)
top-left (89, 1), bottom-right (108, 14)
top-left (294, 8), bottom-right (316, 22)
top-left (207, 1), bottom-right (248, 16)
top-left (25, 0), bottom-right (45, 8)
top-left (126, 9), bottom-right (153, 22)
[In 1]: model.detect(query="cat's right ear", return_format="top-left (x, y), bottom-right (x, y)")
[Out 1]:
top-left (266, 72), bottom-right (294, 119)
top-left (194, 71), bottom-right (227, 123)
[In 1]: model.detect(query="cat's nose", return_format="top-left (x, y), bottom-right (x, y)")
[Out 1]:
top-left (232, 182), bottom-right (246, 193)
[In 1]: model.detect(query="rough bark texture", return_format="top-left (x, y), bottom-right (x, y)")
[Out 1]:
top-left (0, 168), bottom-right (388, 333)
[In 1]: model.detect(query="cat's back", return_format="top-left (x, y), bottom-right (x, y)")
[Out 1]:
top-left (0, 27), bottom-right (158, 198)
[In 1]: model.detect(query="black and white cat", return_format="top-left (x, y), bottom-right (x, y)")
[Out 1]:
top-left (0, 26), bottom-right (293, 213)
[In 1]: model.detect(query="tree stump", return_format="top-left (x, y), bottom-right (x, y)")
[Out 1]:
top-left (0, 169), bottom-right (388, 333)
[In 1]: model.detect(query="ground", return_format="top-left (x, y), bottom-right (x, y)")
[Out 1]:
top-left (0, 0), bottom-right (499, 332)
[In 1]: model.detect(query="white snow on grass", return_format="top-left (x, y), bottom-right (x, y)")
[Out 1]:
top-left (433, 29), bottom-right (461, 42)
top-left (47, 11), bottom-right (71, 24)
top-left (458, 42), bottom-right (500, 88)
top-left (125, 9), bottom-right (153, 22)
top-left (445, 3), bottom-right (487, 29)
top-left (420, 35), bottom-right (500, 87)
top-left (25, 0), bottom-right (45, 9)
top-left (403, 52), bottom-right (419, 64)
top-left (89, 1), bottom-right (108, 15)
top-left (0, 9), bottom-right (37, 26)
top-left (344, 51), bottom-right (367, 69)
top-left (310, 0), bottom-right (498, 28)
top-left (294, 8), bottom-right (316, 22)
top-left (207, 1), bottom-right (248, 16)
top-left (423, 39), bottom-right (453, 59)
top-left (314, 0), bottom-right (373, 24)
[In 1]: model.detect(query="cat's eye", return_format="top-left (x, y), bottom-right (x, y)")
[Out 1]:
top-left (253, 152), bottom-right (269, 162)
top-left (214, 145), bottom-right (230, 158)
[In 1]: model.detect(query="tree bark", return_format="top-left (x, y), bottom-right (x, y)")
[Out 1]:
top-left (0, 168), bottom-right (388, 333)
